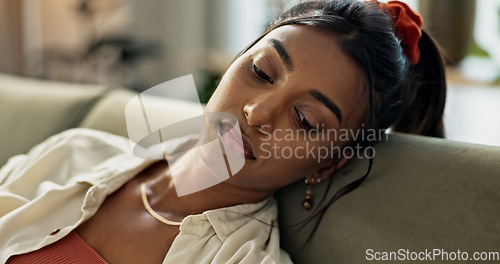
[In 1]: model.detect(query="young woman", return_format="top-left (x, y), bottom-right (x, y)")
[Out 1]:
top-left (1, 0), bottom-right (446, 263)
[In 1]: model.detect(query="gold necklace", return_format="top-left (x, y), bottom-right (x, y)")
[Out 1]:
top-left (140, 182), bottom-right (182, 226)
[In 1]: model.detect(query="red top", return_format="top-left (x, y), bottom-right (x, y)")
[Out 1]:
top-left (7, 231), bottom-right (108, 264)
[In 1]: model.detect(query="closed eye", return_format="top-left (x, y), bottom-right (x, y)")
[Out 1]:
top-left (294, 106), bottom-right (314, 131)
top-left (250, 62), bottom-right (274, 84)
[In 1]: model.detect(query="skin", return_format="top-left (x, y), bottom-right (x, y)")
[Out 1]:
top-left (75, 25), bottom-right (367, 263)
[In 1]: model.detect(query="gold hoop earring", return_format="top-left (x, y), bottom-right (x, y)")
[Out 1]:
top-left (301, 179), bottom-right (313, 211)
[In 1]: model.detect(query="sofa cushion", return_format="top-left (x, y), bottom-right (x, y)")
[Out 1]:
top-left (78, 89), bottom-right (137, 138)
top-left (0, 74), bottom-right (108, 166)
top-left (276, 134), bottom-right (500, 263)
top-left (79, 89), bottom-right (204, 139)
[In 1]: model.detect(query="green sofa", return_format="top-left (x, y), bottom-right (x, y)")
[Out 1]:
top-left (1, 73), bottom-right (499, 263)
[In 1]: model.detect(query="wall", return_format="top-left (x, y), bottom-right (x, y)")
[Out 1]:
top-left (0, 0), bottom-right (23, 75)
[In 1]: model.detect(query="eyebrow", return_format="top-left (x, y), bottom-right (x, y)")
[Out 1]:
top-left (267, 38), bottom-right (294, 71)
top-left (309, 90), bottom-right (343, 123)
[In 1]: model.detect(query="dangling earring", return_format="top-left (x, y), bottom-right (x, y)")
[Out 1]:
top-left (301, 178), bottom-right (313, 211)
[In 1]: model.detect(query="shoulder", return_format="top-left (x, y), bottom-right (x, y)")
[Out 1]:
top-left (44, 128), bottom-right (131, 152)
top-left (0, 128), bottom-right (137, 186)
top-left (24, 128), bottom-right (133, 164)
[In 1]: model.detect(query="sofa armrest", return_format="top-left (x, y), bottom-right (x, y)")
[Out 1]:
top-left (276, 134), bottom-right (500, 263)
top-left (0, 74), bottom-right (109, 166)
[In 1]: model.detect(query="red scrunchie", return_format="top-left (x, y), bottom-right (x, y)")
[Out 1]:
top-left (370, 0), bottom-right (423, 65)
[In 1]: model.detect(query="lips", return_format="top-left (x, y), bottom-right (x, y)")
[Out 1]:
top-left (218, 122), bottom-right (256, 160)
top-left (241, 136), bottom-right (256, 160)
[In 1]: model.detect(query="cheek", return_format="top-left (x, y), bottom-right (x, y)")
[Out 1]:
top-left (207, 64), bottom-right (248, 110)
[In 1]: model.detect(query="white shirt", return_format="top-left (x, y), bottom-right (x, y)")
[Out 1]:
top-left (0, 128), bottom-right (292, 264)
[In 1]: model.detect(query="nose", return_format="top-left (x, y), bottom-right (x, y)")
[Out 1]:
top-left (243, 99), bottom-right (277, 133)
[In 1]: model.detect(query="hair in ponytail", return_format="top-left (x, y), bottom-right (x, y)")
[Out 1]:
top-left (392, 31), bottom-right (447, 137)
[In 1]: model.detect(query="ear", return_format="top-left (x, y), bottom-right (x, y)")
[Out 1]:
top-left (312, 149), bottom-right (353, 183)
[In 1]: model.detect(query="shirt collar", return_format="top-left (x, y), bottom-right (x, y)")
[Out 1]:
top-left (179, 197), bottom-right (277, 242)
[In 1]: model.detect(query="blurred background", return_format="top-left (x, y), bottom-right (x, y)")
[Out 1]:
top-left (0, 0), bottom-right (499, 146)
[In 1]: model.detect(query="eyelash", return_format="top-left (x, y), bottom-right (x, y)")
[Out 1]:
top-left (294, 106), bottom-right (314, 131)
top-left (250, 62), bottom-right (274, 84)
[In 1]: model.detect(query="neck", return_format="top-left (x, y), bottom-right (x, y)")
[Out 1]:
top-left (143, 161), bottom-right (273, 219)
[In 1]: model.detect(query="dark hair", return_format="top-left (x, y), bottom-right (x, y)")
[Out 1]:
top-left (235, 0), bottom-right (446, 241)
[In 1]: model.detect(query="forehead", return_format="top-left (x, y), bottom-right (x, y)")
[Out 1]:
top-left (256, 25), bottom-right (368, 127)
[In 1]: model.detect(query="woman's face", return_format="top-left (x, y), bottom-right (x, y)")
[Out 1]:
top-left (205, 25), bottom-right (367, 193)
